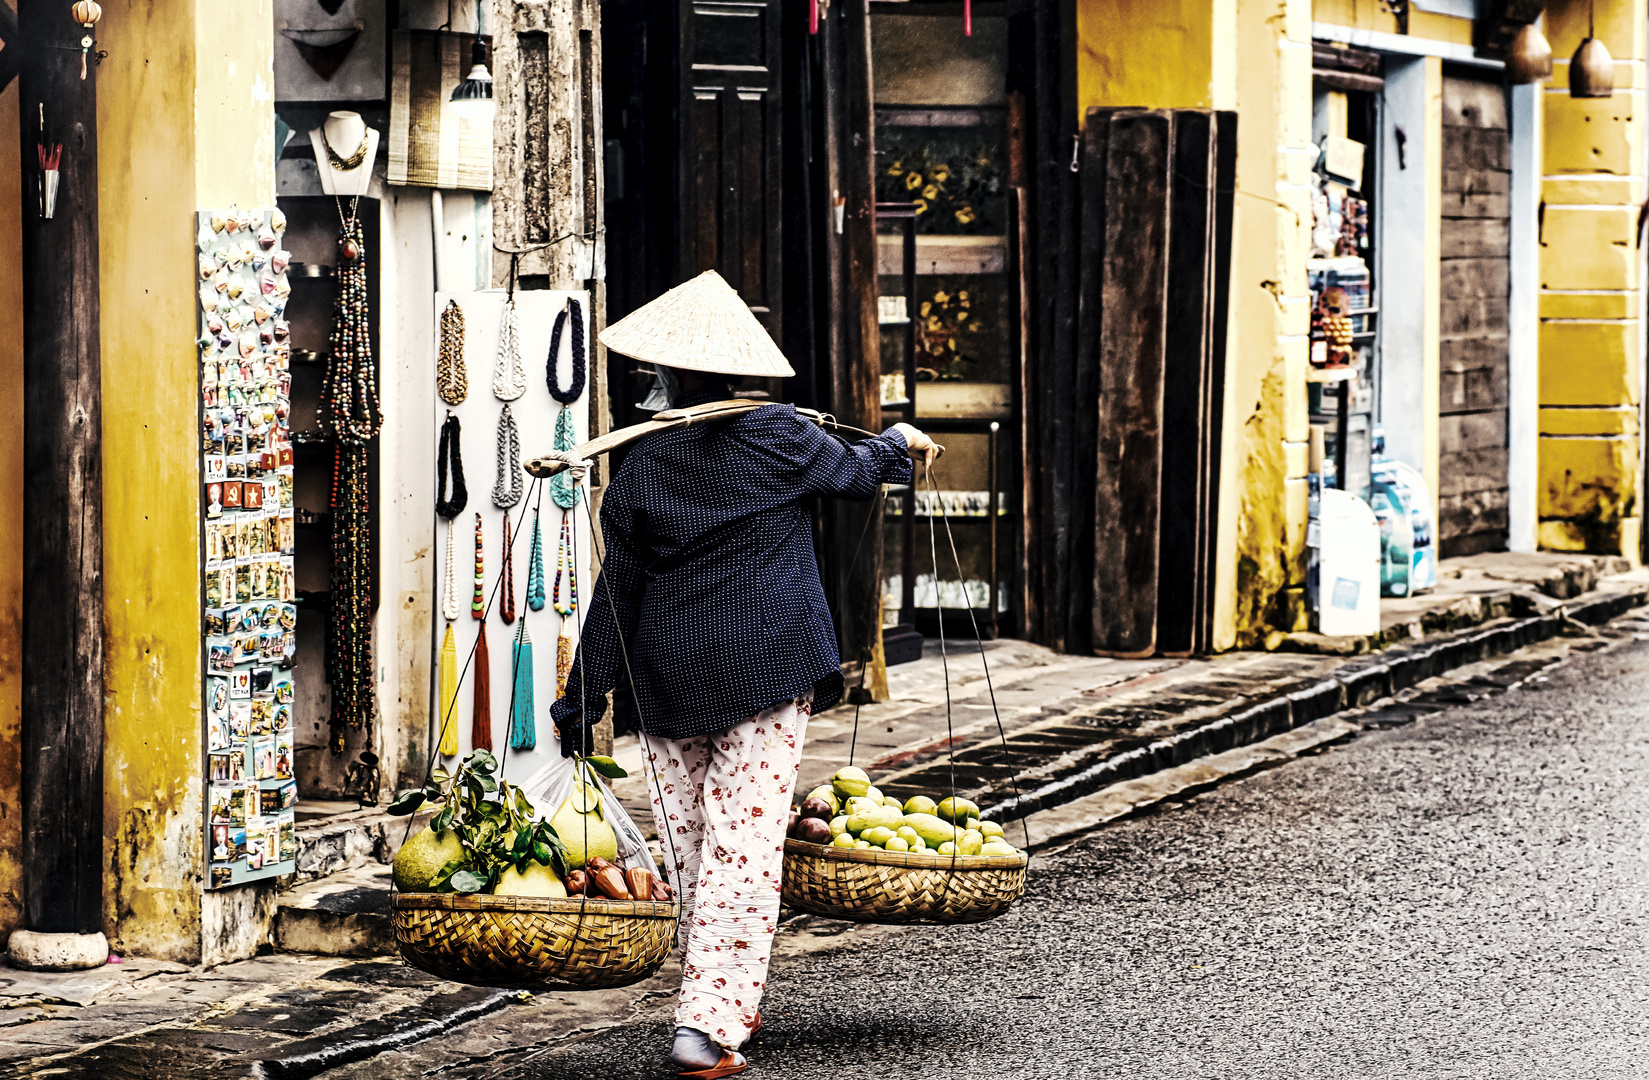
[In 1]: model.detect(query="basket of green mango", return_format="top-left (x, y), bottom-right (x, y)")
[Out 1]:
top-left (780, 767), bottom-right (1028, 925)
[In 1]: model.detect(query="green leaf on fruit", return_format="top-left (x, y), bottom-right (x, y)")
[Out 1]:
top-left (583, 755), bottom-right (629, 779)
top-left (450, 870), bottom-right (486, 894)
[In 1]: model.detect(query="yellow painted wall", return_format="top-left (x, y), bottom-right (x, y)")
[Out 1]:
top-left (1539, 0), bottom-right (1646, 562)
top-left (1076, 0), bottom-right (1219, 110)
top-left (96, 0), bottom-right (206, 962)
top-left (0, 0), bottom-right (275, 960)
top-left (0, 52), bottom-right (25, 935)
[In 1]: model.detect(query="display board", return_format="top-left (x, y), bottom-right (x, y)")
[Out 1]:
top-left (196, 207), bottom-right (300, 887)
top-left (430, 291), bottom-right (592, 788)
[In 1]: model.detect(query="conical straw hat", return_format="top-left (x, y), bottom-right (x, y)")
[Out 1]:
top-left (598, 270), bottom-right (796, 378)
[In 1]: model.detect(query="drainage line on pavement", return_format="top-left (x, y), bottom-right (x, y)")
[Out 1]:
top-left (253, 989), bottom-right (515, 1080)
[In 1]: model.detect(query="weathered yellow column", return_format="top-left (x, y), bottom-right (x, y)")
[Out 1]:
top-left (94, 0), bottom-right (271, 962)
top-left (1075, 0), bottom-right (1313, 649)
top-left (1538, 0), bottom-right (1645, 560)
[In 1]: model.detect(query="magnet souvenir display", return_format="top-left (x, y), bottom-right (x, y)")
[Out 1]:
top-left (197, 207), bottom-right (298, 889)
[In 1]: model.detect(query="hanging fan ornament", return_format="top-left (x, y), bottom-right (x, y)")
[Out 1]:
top-left (72, 2), bottom-right (103, 80)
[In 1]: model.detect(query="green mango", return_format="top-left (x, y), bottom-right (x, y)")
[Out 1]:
top-left (958, 829), bottom-right (984, 856)
top-left (831, 833), bottom-right (857, 849)
top-left (861, 826), bottom-right (896, 846)
top-left (829, 815), bottom-right (849, 838)
top-left (883, 836), bottom-right (910, 852)
top-left (936, 797), bottom-right (981, 824)
top-left (979, 821), bottom-right (1005, 840)
top-left (903, 795), bottom-right (938, 816)
top-left (900, 812), bottom-right (956, 848)
top-left (846, 805), bottom-right (903, 835)
top-left (980, 841), bottom-right (1019, 858)
top-left (831, 766), bottom-right (871, 799)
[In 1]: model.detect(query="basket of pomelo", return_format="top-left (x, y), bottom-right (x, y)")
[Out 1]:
top-left (781, 767), bottom-right (1028, 925)
top-left (387, 752), bottom-right (678, 991)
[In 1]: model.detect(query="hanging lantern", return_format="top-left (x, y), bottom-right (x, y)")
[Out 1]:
top-left (1570, 34), bottom-right (1614, 97)
top-left (1505, 22), bottom-right (1553, 85)
top-left (71, 1), bottom-right (102, 80)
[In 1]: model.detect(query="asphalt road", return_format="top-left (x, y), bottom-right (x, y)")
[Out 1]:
top-left (453, 634), bottom-right (1649, 1080)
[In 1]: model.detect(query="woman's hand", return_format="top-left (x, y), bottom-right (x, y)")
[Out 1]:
top-left (555, 713), bottom-right (594, 758)
top-left (892, 423), bottom-right (942, 470)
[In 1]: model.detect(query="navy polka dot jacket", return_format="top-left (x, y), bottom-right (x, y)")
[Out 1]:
top-left (549, 389), bottom-right (913, 741)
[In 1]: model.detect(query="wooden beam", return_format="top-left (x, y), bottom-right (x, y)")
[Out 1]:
top-left (17, 0), bottom-right (104, 937)
top-left (1092, 110), bottom-right (1172, 657)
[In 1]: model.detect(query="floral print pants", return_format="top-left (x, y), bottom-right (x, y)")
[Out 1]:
top-left (644, 696), bottom-right (812, 1051)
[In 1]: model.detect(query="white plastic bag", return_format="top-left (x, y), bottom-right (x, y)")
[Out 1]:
top-left (519, 754), bottom-right (659, 880)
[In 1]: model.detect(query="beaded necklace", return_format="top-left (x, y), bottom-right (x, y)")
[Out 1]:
top-left (552, 513), bottom-right (578, 617)
top-left (321, 196), bottom-right (380, 752)
top-left (321, 127), bottom-right (370, 171)
top-left (499, 511), bottom-right (516, 625)
top-left (435, 412), bottom-right (467, 518)
top-left (437, 299), bottom-right (468, 405)
top-left (545, 297), bottom-right (586, 404)
top-left (435, 412), bottom-right (466, 624)
top-left (471, 511), bottom-right (485, 617)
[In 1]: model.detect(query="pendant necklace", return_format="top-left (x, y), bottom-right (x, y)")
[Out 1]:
top-left (437, 299), bottom-right (468, 405)
top-left (471, 510), bottom-right (485, 617)
top-left (320, 194), bottom-right (382, 752)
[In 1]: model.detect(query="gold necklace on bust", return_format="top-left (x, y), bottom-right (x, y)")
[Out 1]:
top-left (321, 126), bottom-right (370, 171)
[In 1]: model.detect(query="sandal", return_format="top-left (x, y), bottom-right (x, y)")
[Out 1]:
top-left (678, 1051), bottom-right (747, 1079)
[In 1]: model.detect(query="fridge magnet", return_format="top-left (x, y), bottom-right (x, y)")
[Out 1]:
top-left (209, 785), bottom-right (233, 824)
top-left (229, 786), bottom-right (248, 829)
top-left (254, 739), bottom-right (277, 780)
top-left (274, 677), bottom-right (294, 705)
top-left (230, 701), bottom-right (252, 740)
top-left (230, 669), bottom-right (252, 698)
top-left (260, 787), bottom-right (282, 815)
top-left (210, 865), bottom-right (233, 889)
top-left (222, 480), bottom-right (243, 509)
top-left (273, 703), bottom-right (292, 733)
top-left (209, 641), bottom-right (235, 673)
top-left (277, 780), bottom-right (298, 810)
top-left (279, 814), bottom-right (298, 861)
top-left (211, 825), bottom-right (233, 862)
top-left (275, 734), bottom-right (293, 780)
top-left (231, 827), bottom-right (248, 860)
top-left (251, 700), bottom-right (274, 736)
top-left (209, 675), bottom-right (230, 716)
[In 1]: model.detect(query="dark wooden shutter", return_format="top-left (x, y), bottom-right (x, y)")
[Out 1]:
top-left (678, 0), bottom-right (784, 335)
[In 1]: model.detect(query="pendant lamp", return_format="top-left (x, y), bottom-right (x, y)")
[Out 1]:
top-left (1505, 22), bottom-right (1553, 84)
top-left (1569, 6), bottom-right (1615, 98)
top-left (449, 39), bottom-right (495, 121)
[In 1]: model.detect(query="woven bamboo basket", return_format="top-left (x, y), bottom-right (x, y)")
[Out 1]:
top-left (393, 893), bottom-right (679, 990)
top-left (781, 839), bottom-right (1028, 925)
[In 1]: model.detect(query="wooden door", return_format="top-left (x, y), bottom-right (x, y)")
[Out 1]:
top-left (678, 0), bottom-right (784, 336)
top-left (1438, 74), bottom-right (1511, 555)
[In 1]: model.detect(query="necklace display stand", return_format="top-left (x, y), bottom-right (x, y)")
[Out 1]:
top-left (308, 111), bottom-right (379, 197)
